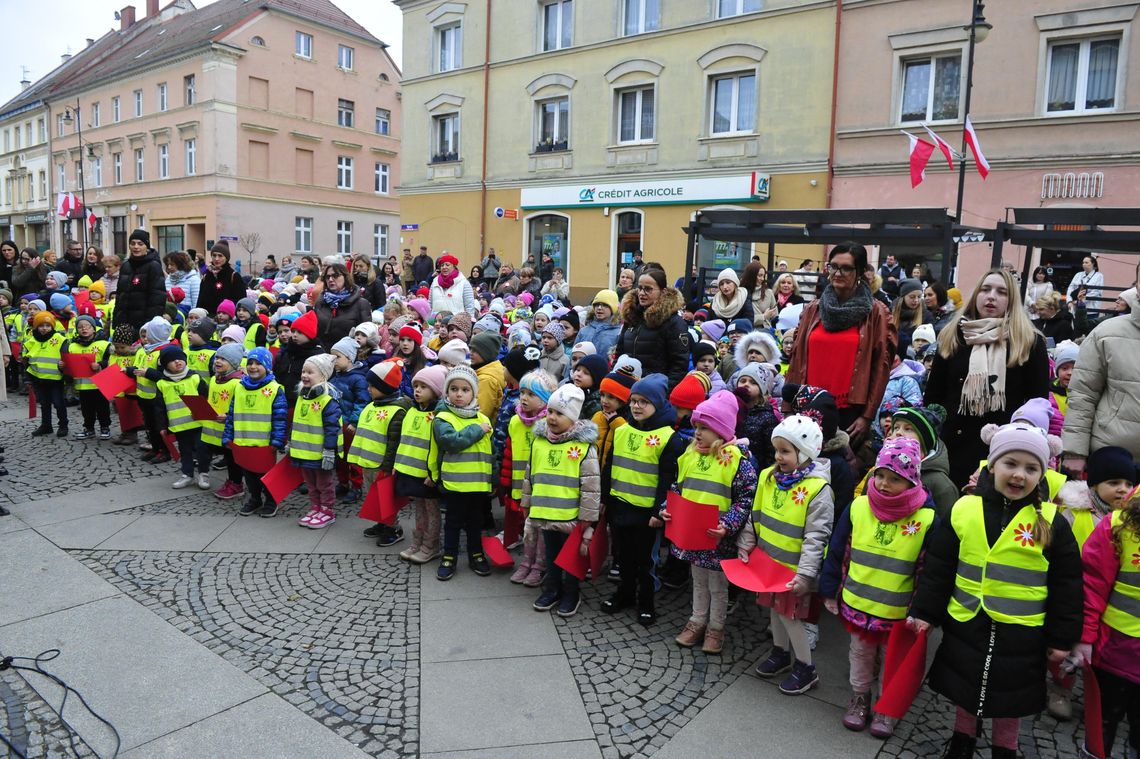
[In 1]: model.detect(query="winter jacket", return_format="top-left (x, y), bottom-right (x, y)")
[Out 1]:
top-left (1037, 309), bottom-right (1074, 343)
top-left (1079, 514), bottom-right (1140, 683)
top-left (197, 265), bottom-right (246, 317)
top-left (491, 387), bottom-right (520, 478)
top-left (411, 253), bottom-right (434, 286)
top-left (474, 359), bottom-right (505, 421)
top-left (750, 287), bottom-right (777, 328)
top-left (274, 264), bottom-right (298, 283)
top-left (429, 274), bottom-right (477, 318)
top-left (874, 362), bottom-right (924, 437)
top-left (154, 373), bottom-right (208, 430)
top-left (361, 391), bottom-right (412, 473)
top-left (738, 400), bottom-right (779, 471)
top-left (273, 339), bottom-right (325, 409)
top-left (910, 489), bottom-right (1084, 717)
top-left (313, 290), bottom-right (373, 348)
top-left (592, 410), bottom-right (626, 470)
top-left (925, 329), bottom-right (1050, 487)
top-left (113, 249), bottom-right (167, 331)
top-left (1062, 291), bottom-right (1140, 459)
top-left (56, 253), bottom-right (86, 286)
top-left (329, 362), bottom-right (370, 425)
top-left (921, 442), bottom-right (960, 520)
top-left (602, 403), bottom-right (685, 527)
top-left (820, 431), bottom-right (856, 520)
top-left (165, 269), bottom-right (200, 309)
top-left (11, 261), bottom-right (48, 295)
top-left (521, 418), bottom-right (601, 530)
top-left (615, 287), bottom-right (691, 389)
top-left (577, 314), bottom-right (621, 364)
top-left (222, 371), bottom-right (288, 450)
top-left (787, 294), bottom-right (897, 423)
top-left (540, 279), bottom-right (570, 301)
top-left (289, 384), bottom-right (345, 469)
top-left (480, 254), bottom-right (501, 281)
top-left (539, 345), bottom-right (569, 380)
top-left (669, 450), bottom-right (758, 570)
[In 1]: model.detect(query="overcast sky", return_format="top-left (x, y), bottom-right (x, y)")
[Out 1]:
top-left (0, 0), bottom-right (404, 105)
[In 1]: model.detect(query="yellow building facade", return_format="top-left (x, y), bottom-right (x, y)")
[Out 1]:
top-left (395, 0), bottom-right (835, 301)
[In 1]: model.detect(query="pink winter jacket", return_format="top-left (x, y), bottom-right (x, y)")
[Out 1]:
top-left (1081, 515), bottom-right (1140, 683)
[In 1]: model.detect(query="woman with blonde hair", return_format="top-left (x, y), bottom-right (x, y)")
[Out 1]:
top-left (1035, 292), bottom-right (1075, 343)
top-left (774, 273), bottom-right (804, 310)
top-left (924, 269), bottom-right (1050, 487)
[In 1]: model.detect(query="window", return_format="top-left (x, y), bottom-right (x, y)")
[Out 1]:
top-left (156, 225), bottom-right (184, 256)
top-left (623, 0), bottom-right (660, 36)
top-left (528, 214), bottom-right (569, 275)
top-left (536, 97), bottom-right (569, 151)
top-left (374, 162), bottom-right (390, 193)
top-left (295, 217), bottom-right (313, 253)
top-left (184, 74), bottom-right (196, 105)
top-left (37, 118), bottom-right (45, 143)
top-left (375, 108), bottom-right (391, 135)
top-left (2, 130), bottom-right (8, 152)
top-left (38, 170), bottom-right (46, 198)
top-left (899, 54), bottom-right (961, 123)
top-left (338, 44), bottom-right (354, 70)
top-left (57, 114), bottom-right (65, 137)
top-left (158, 83), bottom-right (168, 112)
top-left (296, 31), bottom-right (313, 59)
top-left (1046, 37), bottom-right (1120, 113)
top-left (437, 23), bottom-right (462, 72)
top-left (710, 72), bottom-right (757, 134)
top-left (185, 139), bottom-right (196, 175)
top-left (374, 223), bottom-right (389, 259)
top-left (718, 0), bottom-right (761, 16)
top-left (617, 86), bottom-right (655, 143)
top-left (542, 0), bottom-right (573, 51)
top-left (92, 102), bottom-right (101, 127)
top-left (134, 89), bottom-right (143, 117)
top-left (336, 155), bottom-right (354, 189)
top-left (159, 144), bottom-right (169, 178)
top-left (75, 160), bottom-right (82, 187)
top-left (94, 157), bottom-right (103, 187)
top-left (13, 127), bottom-right (20, 149)
top-left (336, 220), bottom-right (352, 255)
top-left (432, 113), bottom-right (460, 162)
top-left (56, 164), bottom-right (64, 192)
top-left (337, 98), bottom-right (355, 128)
top-left (113, 152), bottom-right (122, 184)
top-left (112, 97), bottom-right (121, 123)
top-left (134, 148), bottom-right (144, 181)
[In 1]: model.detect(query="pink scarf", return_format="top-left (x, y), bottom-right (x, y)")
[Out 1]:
top-left (866, 478), bottom-right (928, 523)
top-left (437, 270), bottom-right (459, 289)
top-left (515, 403), bottom-right (546, 426)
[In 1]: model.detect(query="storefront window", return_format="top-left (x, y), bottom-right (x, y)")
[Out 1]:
top-left (616, 211), bottom-right (642, 270)
top-left (157, 224), bottom-right (184, 256)
top-left (528, 214), bottom-right (569, 277)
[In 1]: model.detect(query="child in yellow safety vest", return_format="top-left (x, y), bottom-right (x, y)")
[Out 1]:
top-left (185, 317), bottom-right (219, 380)
top-left (154, 345), bottom-right (209, 489)
top-left (351, 359), bottom-right (411, 546)
top-left (126, 316), bottom-right (178, 465)
top-left (908, 423), bottom-right (1083, 759)
top-left (749, 414), bottom-right (833, 696)
top-left (1073, 484), bottom-right (1140, 759)
top-left (222, 347), bottom-right (288, 518)
top-left (290, 353), bottom-right (343, 530)
top-left (819, 437), bottom-right (938, 738)
top-left (432, 366), bottom-right (495, 581)
top-left (25, 311), bottom-right (69, 436)
top-left (393, 364), bottom-right (447, 564)
top-left (108, 325), bottom-right (143, 445)
top-left (504, 369), bottom-right (558, 587)
top-left (65, 314), bottom-right (112, 440)
top-left (664, 390), bottom-right (757, 654)
top-left (523, 383), bottom-right (600, 618)
top-left (198, 343), bottom-right (246, 501)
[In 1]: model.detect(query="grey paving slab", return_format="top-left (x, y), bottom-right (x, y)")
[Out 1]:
top-left (8, 473), bottom-right (179, 525)
top-left (36, 513), bottom-right (141, 549)
top-left (94, 514), bottom-right (236, 551)
top-left (0, 529), bottom-right (119, 626)
top-left (418, 558), bottom-right (534, 601)
top-left (201, 512), bottom-right (326, 553)
top-left (425, 739), bottom-right (603, 759)
top-left (421, 654), bottom-right (593, 754)
top-left (120, 692), bottom-right (371, 759)
top-left (422, 595), bottom-right (564, 663)
top-left (309, 511), bottom-right (414, 554)
top-left (2, 594), bottom-right (266, 755)
top-left (0, 513), bottom-right (31, 534)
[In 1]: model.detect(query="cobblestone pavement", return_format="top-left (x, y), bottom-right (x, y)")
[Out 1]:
top-left (0, 666), bottom-right (97, 758)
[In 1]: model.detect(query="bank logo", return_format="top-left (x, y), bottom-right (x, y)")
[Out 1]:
top-left (578, 187), bottom-right (595, 202)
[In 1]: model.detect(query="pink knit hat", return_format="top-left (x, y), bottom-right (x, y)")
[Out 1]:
top-left (691, 390), bottom-right (740, 443)
top-left (875, 437), bottom-right (922, 485)
top-left (986, 423), bottom-right (1052, 471)
top-left (412, 364), bottom-right (448, 399)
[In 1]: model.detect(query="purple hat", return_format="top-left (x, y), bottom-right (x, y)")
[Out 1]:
top-left (875, 437), bottom-right (922, 485)
top-left (691, 390), bottom-right (740, 443)
top-left (701, 320), bottom-right (726, 343)
top-left (987, 423), bottom-right (1052, 471)
top-left (1010, 397), bottom-right (1053, 433)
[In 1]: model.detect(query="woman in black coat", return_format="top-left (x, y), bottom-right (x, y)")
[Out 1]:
top-left (0, 240), bottom-right (18, 288)
top-left (197, 243), bottom-right (247, 316)
top-left (112, 230), bottom-right (167, 331)
top-left (313, 262), bottom-right (374, 347)
top-left (614, 265), bottom-right (690, 389)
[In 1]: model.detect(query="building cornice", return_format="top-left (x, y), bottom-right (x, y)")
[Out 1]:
top-left (838, 110), bottom-right (1140, 139)
top-left (834, 153), bottom-right (1140, 177)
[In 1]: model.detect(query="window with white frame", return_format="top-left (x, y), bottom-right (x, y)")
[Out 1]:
top-left (374, 223), bottom-right (389, 259)
top-left (56, 114), bottom-right (64, 137)
top-left (112, 97), bottom-right (120, 123)
top-left (337, 98), bottom-right (355, 128)
top-left (709, 72), bottom-right (757, 134)
top-left (616, 86), bottom-right (655, 143)
top-left (92, 102), bottom-right (101, 127)
top-left (432, 113), bottom-right (460, 162)
top-left (374, 162), bottom-right (390, 193)
top-left (336, 220), bottom-right (353, 254)
top-left (113, 152), bottom-right (122, 184)
top-left (623, 0), bottom-right (660, 36)
top-left (57, 164), bottom-right (65, 191)
top-left (296, 31), bottom-right (313, 59)
top-left (295, 216), bottom-right (313, 253)
top-left (134, 89), bottom-right (143, 117)
top-left (13, 127), bottom-right (20, 149)
top-left (134, 148), bottom-right (144, 181)
top-left (899, 53), bottom-right (961, 123)
top-left (338, 44), bottom-right (354, 70)
top-left (437, 23), bottom-right (462, 72)
top-left (158, 83), bottom-right (168, 112)
top-left (336, 155), bottom-right (354, 189)
top-left (185, 139), bottom-right (196, 175)
top-left (536, 96), bottom-right (569, 151)
top-left (718, 0), bottom-right (761, 17)
top-left (37, 118), bottom-right (45, 143)
top-left (75, 161), bottom-right (82, 187)
top-left (542, 0), bottom-right (573, 52)
top-left (1046, 36), bottom-right (1120, 113)
top-left (158, 144), bottom-right (169, 178)
top-left (94, 157), bottom-right (102, 187)
top-left (375, 108), bottom-right (391, 135)
top-left (38, 170), bottom-right (46, 198)
top-left (184, 74), bottom-right (196, 105)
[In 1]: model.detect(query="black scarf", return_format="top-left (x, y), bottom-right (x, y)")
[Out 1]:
top-left (818, 282), bottom-right (873, 332)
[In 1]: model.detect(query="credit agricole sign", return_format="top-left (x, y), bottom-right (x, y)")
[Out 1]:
top-left (520, 173), bottom-right (770, 209)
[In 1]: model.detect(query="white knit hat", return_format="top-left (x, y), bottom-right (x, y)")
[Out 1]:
top-left (444, 364), bottom-right (479, 398)
top-left (772, 414), bottom-right (823, 464)
top-left (912, 323), bottom-right (936, 346)
top-left (437, 338), bottom-right (471, 367)
top-left (547, 384), bottom-right (585, 421)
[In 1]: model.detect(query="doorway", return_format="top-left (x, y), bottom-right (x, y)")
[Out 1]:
top-left (613, 210), bottom-right (642, 286)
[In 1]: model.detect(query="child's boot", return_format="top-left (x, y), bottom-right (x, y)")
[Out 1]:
top-left (990, 749), bottom-right (1018, 759)
top-left (510, 539), bottom-right (536, 583)
top-left (868, 713), bottom-right (896, 739)
top-left (32, 422), bottom-right (53, 437)
top-left (755, 646), bottom-right (792, 677)
top-left (523, 538), bottom-right (546, 587)
top-left (674, 621), bottom-right (706, 648)
top-left (701, 627), bottom-right (724, 654)
top-left (1045, 680), bottom-right (1072, 721)
top-left (399, 527), bottom-right (423, 561)
top-left (843, 692), bottom-right (871, 731)
top-left (778, 660), bottom-right (819, 695)
top-left (409, 507), bottom-right (441, 563)
top-left (113, 430), bottom-right (137, 445)
top-left (939, 732), bottom-right (977, 759)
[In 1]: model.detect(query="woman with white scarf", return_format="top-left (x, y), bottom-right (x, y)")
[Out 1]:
top-left (923, 269), bottom-right (1050, 488)
top-left (709, 268), bottom-right (753, 329)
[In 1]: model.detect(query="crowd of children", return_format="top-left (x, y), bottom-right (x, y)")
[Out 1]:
top-left (4, 251), bottom-right (1138, 759)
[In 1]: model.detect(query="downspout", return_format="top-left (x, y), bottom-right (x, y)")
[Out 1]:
top-left (825, 0), bottom-right (842, 210)
top-left (478, 0), bottom-right (492, 257)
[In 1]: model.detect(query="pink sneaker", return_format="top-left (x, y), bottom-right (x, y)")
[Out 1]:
top-left (309, 507), bottom-right (336, 529)
top-left (298, 509), bottom-right (320, 528)
top-left (213, 481), bottom-right (244, 500)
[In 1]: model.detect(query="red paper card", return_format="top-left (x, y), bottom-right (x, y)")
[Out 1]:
top-left (162, 431), bottom-right (181, 462)
top-left (588, 521), bottom-right (609, 580)
top-left (62, 352), bottom-right (97, 378)
top-left (114, 397), bottom-right (143, 432)
top-left (554, 523), bottom-right (590, 581)
top-left (93, 365), bottom-right (136, 400)
top-left (721, 548), bottom-right (797, 593)
top-left (28, 384), bottom-right (37, 419)
top-left (10, 342), bottom-right (21, 361)
top-left (73, 290), bottom-right (91, 312)
top-left (359, 473), bottom-right (408, 523)
top-left (481, 536), bottom-right (514, 568)
top-left (231, 444), bottom-right (277, 473)
top-left (261, 456), bottom-right (304, 504)
top-left (181, 394), bottom-right (219, 422)
top-left (502, 506), bottom-right (525, 549)
top-left (1082, 664), bottom-right (1106, 758)
top-left (874, 625), bottom-right (928, 720)
top-left (664, 491), bottom-right (721, 551)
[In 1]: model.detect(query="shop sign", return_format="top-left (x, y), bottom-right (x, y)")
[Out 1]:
top-left (0, 216), bottom-right (10, 225)
top-left (24, 212), bottom-right (49, 224)
top-left (521, 173), bottom-right (771, 209)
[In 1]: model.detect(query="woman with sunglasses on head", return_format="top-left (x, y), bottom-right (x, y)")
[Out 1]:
top-left (615, 264), bottom-right (691, 389)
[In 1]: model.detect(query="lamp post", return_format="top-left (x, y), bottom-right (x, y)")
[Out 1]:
top-left (61, 99), bottom-right (89, 253)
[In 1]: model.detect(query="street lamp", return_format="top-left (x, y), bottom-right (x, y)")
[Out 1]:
top-left (61, 99), bottom-right (89, 253)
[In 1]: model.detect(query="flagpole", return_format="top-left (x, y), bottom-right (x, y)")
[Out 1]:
top-left (75, 98), bottom-right (88, 254)
top-left (950, 0), bottom-right (989, 281)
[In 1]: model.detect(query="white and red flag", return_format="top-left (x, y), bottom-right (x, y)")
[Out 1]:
top-left (901, 131), bottom-right (935, 188)
top-left (922, 125), bottom-right (957, 171)
top-left (87, 208), bottom-right (98, 230)
top-left (963, 115), bottom-right (989, 179)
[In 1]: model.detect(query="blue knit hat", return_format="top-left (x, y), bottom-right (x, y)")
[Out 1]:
top-left (246, 346), bottom-right (273, 369)
top-left (629, 373), bottom-right (670, 411)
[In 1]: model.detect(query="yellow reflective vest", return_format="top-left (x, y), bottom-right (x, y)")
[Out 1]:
top-left (1067, 508), bottom-right (1099, 552)
top-left (66, 339), bottom-right (108, 391)
top-left (1103, 510), bottom-right (1140, 636)
top-left (610, 424), bottom-right (674, 508)
top-left (527, 436), bottom-right (586, 521)
top-left (841, 496), bottom-right (934, 620)
top-left (394, 407), bottom-right (440, 480)
top-left (752, 467), bottom-right (828, 569)
top-left (435, 410), bottom-right (493, 494)
top-left (290, 393), bottom-right (342, 460)
top-left (24, 332), bottom-right (65, 380)
top-left (107, 352), bottom-right (138, 397)
top-left (347, 401), bottom-right (404, 469)
top-left (200, 375), bottom-right (240, 447)
top-left (158, 375), bottom-right (203, 433)
top-left (507, 414), bottom-right (539, 501)
top-left (244, 322), bottom-right (266, 351)
top-left (1052, 391), bottom-right (1068, 417)
top-left (187, 345), bottom-right (215, 379)
top-left (979, 458), bottom-right (1066, 503)
top-left (133, 347), bottom-right (163, 400)
top-left (231, 380), bottom-right (282, 446)
top-left (676, 444), bottom-right (743, 511)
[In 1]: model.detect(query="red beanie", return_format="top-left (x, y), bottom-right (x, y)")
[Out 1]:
top-left (398, 323), bottom-right (423, 346)
top-left (439, 253), bottom-right (459, 267)
top-left (292, 310), bottom-right (319, 341)
top-left (416, 287), bottom-right (430, 298)
top-left (669, 371), bottom-right (712, 412)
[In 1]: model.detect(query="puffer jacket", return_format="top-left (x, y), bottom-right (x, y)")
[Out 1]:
top-left (289, 384), bottom-right (345, 469)
top-left (329, 361), bottom-right (370, 425)
top-left (576, 314), bottom-right (621, 362)
top-left (921, 442), bottom-right (960, 520)
top-left (521, 418), bottom-right (602, 531)
top-left (165, 269), bottom-right (200, 309)
top-left (113, 249), bottom-right (168, 330)
top-left (313, 290), bottom-right (373, 347)
top-left (1062, 290), bottom-right (1140, 459)
top-left (429, 274), bottom-right (477, 317)
top-left (197, 264), bottom-right (246, 316)
top-left (615, 287), bottom-right (690, 389)
top-left (222, 371), bottom-right (288, 449)
top-left (273, 339), bottom-right (325, 409)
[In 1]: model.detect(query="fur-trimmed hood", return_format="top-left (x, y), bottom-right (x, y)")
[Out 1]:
top-left (620, 287), bottom-right (684, 330)
top-left (734, 330), bottom-right (780, 367)
top-left (820, 430), bottom-right (851, 455)
top-left (1057, 480), bottom-right (1092, 511)
top-left (533, 417), bottom-right (600, 444)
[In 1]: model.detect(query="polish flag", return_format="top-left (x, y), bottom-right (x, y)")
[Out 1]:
top-left (964, 115), bottom-right (990, 179)
top-left (56, 192), bottom-right (72, 218)
top-left (922, 125), bottom-right (957, 171)
top-left (87, 208), bottom-right (98, 230)
top-left (902, 131), bottom-right (935, 188)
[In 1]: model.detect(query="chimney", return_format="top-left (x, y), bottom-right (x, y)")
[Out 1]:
top-left (121, 5), bottom-right (136, 30)
top-left (146, 0), bottom-right (158, 18)
top-left (86, 38), bottom-right (95, 47)
top-left (20, 79), bottom-right (31, 91)
top-left (61, 53), bottom-right (72, 63)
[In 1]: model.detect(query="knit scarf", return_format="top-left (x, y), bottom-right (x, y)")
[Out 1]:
top-left (818, 282), bottom-right (873, 332)
top-left (515, 402), bottom-right (546, 426)
top-left (443, 398), bottom-right (479, 419)
top-left (321, 288), bottom-right (353, 310)
top-left (866, 478), bottom-right (928, 523)
top-left (958, 318), bottom-right (1008, 416)
top-left (437, 269), bottom-right (459, 289)
top-left (773, 461), bottom-right (815, 490)
top-left (1090, 489), bottom-right (1114, 520)
top-left (712, 286), bottom-right (748, 320)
